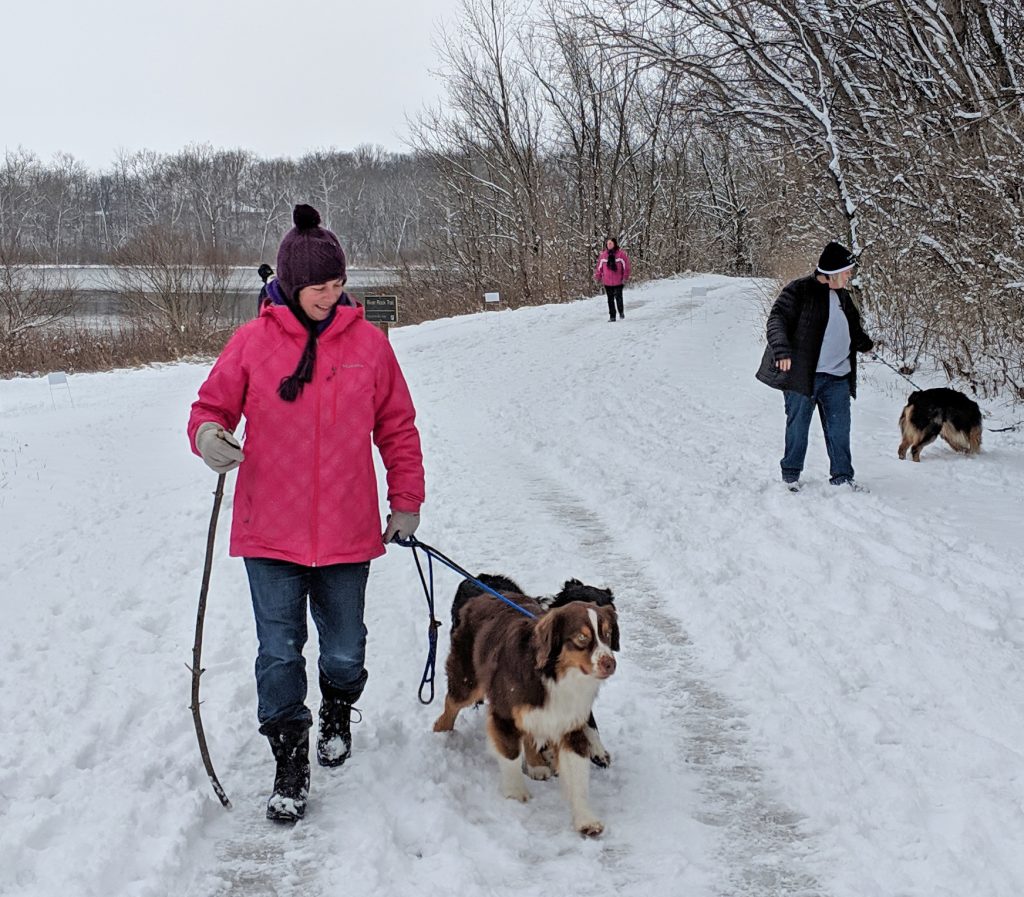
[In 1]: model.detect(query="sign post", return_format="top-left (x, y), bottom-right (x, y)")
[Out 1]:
top-left (362, 295), bottom-right (399, 339)
top-left (483, 291), bottom-right (500, 308)
top-left (47, 371), bottom-right (74, 409)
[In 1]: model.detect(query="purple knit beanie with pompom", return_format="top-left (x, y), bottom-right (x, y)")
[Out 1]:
top-left (275, 204), bottom-right (347, 301)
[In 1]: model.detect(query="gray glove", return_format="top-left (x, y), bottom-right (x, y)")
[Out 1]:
top-left (195, 421), bottom-right (244, 474)
top-left (383, 510), bottom-right (420, 543)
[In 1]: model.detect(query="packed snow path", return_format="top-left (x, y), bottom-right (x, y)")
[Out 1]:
top-left (1, 276), bottom-right (1022, 897)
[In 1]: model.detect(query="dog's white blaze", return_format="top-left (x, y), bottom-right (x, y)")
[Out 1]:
top-left (588, 607), bottom-right (615, 669)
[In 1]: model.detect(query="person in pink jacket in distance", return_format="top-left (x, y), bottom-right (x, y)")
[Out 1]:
top-left (187, 204), bottom-right (425, 823)
top-left (594, 236), bottom-right (632, 321)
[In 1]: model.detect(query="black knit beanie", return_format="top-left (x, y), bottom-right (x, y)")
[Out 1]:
top-left (817, 241), bottom-right (855, 275)
top-left (276, 204), bottom-right (347, 302)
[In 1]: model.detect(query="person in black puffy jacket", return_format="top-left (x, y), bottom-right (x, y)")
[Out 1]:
top-left (755, 241), bottom-right (874, 491)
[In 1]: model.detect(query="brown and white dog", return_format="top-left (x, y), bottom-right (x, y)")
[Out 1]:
top-left (433, 578), bottom-right (619, 836)
top-left (449, 574), bottom-right (616, 767)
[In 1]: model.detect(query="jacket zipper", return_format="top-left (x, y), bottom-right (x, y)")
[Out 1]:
top-left (311, 365), bottom-right (321, 567)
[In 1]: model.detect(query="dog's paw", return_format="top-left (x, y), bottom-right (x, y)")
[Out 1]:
top-left (575, 817), bottom-right (604, 837)
top-left (526, 763), bottom-right (553, 781)
top-left (589, 749), bottom-right (611, 768)
top-left (502, 782), bottom-right (531, 802)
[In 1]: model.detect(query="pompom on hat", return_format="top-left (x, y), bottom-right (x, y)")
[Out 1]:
top-left (275, 204), bottom-right (347, 301)
top-left (816, 241), bottom-right (856, 276)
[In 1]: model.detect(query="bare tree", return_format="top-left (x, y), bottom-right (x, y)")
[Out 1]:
top-left (586, 0), bottom-right (1024, 394)
top-left (0, 249), bottom-right (77, 339)
top-left (0, 149), bottom-right (43, 255)
top-left (104, 226), bottom-right (235, 346)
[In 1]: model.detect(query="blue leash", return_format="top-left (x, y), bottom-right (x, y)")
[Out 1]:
top-left (393, 534), bottom-right (537, 704)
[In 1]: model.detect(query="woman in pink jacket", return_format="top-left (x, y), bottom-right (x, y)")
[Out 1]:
top-left (594, 237), bottom-right (632, 321)
top-left (188, 205), bottom-right (425, 822)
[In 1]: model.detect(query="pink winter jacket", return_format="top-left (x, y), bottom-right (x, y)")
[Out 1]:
top-left (594, 249), bottom-right (631, 287)
top-left (188, 303), bottom-right (425, 566)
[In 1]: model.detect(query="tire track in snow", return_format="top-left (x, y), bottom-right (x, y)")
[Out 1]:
top-left (521, 471), bottom-right (828, 897)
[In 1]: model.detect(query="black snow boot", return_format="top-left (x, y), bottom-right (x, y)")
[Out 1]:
top-left (317, 675), bottom-right (357, 768)
top-left (265, 721), bottom-right (311, 822)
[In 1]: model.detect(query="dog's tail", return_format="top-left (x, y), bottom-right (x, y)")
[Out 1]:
top-left (941, 421), bottom-right (982, 454)
top-left (968, 424), bottom-right (983, 454)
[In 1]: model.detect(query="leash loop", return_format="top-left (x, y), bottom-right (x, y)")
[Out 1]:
top-left (393, 535), bottom-right (538, 704)
top-left (402, 538), bottom-right (441, 704)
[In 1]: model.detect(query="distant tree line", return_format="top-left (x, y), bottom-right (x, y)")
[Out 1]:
top-left (2, 0), bottom-right (1023, 395)
top-left (0, 144), bottom-right (429, 266)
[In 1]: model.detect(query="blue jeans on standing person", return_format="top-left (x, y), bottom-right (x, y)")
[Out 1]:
top-left (244, 558), bottom-right (370, 734)
top-left (781, 372), bottom-right (854, 485)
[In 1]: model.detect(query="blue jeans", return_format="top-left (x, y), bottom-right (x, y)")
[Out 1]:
top-left (781, 373), bottom-right (854, 484)
top-left (244, 558), bottom-right (370, 733)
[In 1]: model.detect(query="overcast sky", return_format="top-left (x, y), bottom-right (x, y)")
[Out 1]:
top-left (1, 0), bottom-right (464, 171)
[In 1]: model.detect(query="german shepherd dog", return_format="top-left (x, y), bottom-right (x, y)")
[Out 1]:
top-left (898, 388), bottom-right (982, 461)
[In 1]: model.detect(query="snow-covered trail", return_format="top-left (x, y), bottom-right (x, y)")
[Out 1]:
top-left (1, 276), bottom-right (1023, 897)
top-left (396, 276), bottom-right (1024, 896)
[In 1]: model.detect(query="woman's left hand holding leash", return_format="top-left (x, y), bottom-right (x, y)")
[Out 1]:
top-left (383, 511), bottom-right (420, 544)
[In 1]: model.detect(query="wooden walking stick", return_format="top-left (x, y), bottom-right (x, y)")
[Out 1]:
top-left (189, 472), bottom-right (232, 808)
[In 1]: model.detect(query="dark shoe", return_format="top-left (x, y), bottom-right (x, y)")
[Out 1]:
top-left (317, 676), bottom-right (358, 768)
top-left (783, 479), bottom-right (801, 493)
top-left (608, 316), bottom-right (617, 322)
top-left (265, 722), bottom-right (310, 822)
top-left (832, 479), bottom-right (869, 493)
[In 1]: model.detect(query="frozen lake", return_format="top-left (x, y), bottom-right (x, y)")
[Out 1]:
top-left (23, 265), bottom-right (400, 326)
top-left (27, 265), bottom-right (399, 293)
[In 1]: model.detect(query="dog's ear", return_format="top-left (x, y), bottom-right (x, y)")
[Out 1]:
top-left (563, 578), bottom-right (583, 590)
top-left (534, 611), bottom-right (563, 671)
top-left (600, 606), bottom-right (620, 651)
